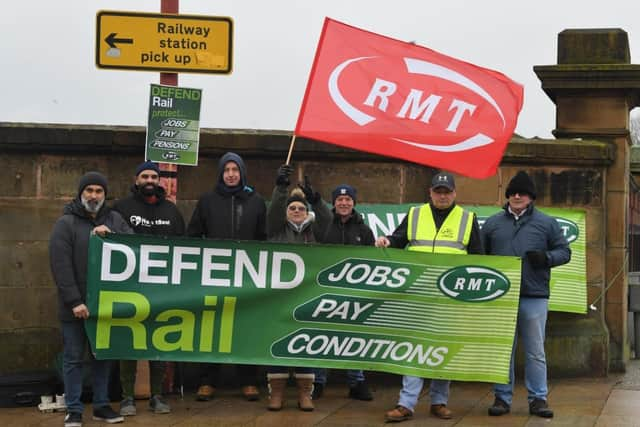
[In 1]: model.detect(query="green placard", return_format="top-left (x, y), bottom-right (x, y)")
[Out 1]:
top-left (86, 234), bottom-right (522, 383)
top-left (145, 84), bottom-right (202, 166)
top-left (356, 204), bottom-right (587, 314)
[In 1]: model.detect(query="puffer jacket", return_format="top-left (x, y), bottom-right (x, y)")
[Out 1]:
top-left (481, 203), bottom-right (571, 298)
top-left (49, 199), bottom-right (132, 321)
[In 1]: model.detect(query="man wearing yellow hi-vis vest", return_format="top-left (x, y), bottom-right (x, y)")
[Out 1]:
top-left (376, 171), bottom-right (483, 423)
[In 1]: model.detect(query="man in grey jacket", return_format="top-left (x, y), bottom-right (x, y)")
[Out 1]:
top-left (481, 171), bottom-right (571, 419)
top-left (50, 172), bottom-right (131, 427)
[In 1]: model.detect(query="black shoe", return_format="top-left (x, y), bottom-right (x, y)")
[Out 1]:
top-left (348, 381), bottom-right (373, 401)
top-left (92, 406), bottom-right (124, 424)
top-left (488, 397), bottom-right (511, 416)
top-left (64, 412), bottom-right (83, 427)
top-left (529, 398), bottom-right (554, 418)
top-left (311, 382), bottom-right (324, 400)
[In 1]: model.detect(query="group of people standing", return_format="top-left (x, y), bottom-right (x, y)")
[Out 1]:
top-left (49, 151), bottom-right (570, 427)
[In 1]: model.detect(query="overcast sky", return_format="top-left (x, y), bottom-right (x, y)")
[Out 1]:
top-left (1, 0), bottom-right (639, 139)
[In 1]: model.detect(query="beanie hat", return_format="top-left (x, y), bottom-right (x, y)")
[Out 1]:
top-left (505, 171), bottom-right (536, 199)
top-left (77, 171), bottom-right (108, 197)
top-left (135, 161), bottom-right (160, 177)
top-left (286, 188), bottom-right (309, 209)
top-left (332, 184), bottom-right (357, 205)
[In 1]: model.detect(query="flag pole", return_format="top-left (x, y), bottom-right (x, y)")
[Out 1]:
top-left (285, 134), bottom-right (297, 165)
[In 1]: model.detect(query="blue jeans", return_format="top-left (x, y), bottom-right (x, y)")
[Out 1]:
top-left (61, 320), bottom-right (111, 414)
top-left (494, 297), bottom-right (549, 405)
top-left (398, 376), bottom-right (450, 411)
top-left (312, 368), bottom-right (364, 387)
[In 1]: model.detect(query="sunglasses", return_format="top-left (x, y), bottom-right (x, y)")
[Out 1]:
top-left (288, 205), bottom-right (307, 212)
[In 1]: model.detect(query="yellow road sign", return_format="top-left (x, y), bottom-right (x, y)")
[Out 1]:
top-left (96, 11), bottom-right (233, 74)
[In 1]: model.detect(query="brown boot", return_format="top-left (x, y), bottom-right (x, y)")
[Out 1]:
top-left (430, 404), bottom-right (452, 419)
top-left (267, 374), bottom-right (288, 411)
top-left (242, 385), bottom-right (260, 401)
top-left (295, 374), bottom-right (315, 412)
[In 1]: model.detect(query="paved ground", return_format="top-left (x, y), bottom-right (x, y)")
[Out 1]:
top-left (3, 362), bottom-right (640, 426)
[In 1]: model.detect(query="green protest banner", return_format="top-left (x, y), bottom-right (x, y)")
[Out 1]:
top-left (86, 234), bottom-right (521, 383)
top-left (357, 204), bottom-right (587, 314)
top-left (145, 83), bottom-right (202, 166)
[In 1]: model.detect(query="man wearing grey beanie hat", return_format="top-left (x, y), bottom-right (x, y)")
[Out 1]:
top-left (77, 171), bottom-right (109, 213)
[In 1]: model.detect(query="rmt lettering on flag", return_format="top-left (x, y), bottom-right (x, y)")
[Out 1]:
top-left (295, 18), bottom-right (524, 178)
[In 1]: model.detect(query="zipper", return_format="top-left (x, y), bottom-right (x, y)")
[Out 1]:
top-left (231, 195), bottom-right (235, 238)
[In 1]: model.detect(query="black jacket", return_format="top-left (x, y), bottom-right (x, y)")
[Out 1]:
top-left (188, 153), bottom-right (267, 241)
top-left (187, 188), bottom-right (266, 240)
top-left (314, 201), bottom-right (375, 246)
top-left (49, 199), bottom-right (132, 322)
top-left (113, 186), bottom-right (185, 236)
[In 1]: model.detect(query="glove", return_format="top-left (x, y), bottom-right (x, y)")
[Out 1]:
top-left (276, 164), bottom-right (294, 186)
top-left (298, 175), bottom-right (320, 204)
top-left (526, 250), bottom-right (548, 268)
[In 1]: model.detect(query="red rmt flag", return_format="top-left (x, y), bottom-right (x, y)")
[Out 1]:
top-left (295, 18), bottom-right (524, 178)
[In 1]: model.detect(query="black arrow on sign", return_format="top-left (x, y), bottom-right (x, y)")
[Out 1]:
top-left (105, 33), bottom-right (134, 49)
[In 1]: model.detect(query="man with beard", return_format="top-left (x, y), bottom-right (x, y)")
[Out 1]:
top-left (187, 152), bottom-right (266, 402)
top-left (113, 161), bottom-right (185, 416)
top-left (50, 172), bottom-right (131, 427)
top-left (376, 171), bottom-right (483, 422)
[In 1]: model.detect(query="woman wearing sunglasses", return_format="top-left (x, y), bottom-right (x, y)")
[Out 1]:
top-left (264, 164), bottom-right (330, 411)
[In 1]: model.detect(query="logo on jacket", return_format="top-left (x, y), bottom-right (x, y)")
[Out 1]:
top-left (129, 215), bottom-right (171, 227)
top-left (437, 266), bottom-right (510, 302)
top-left (438, 227), bottom-right (455, 239)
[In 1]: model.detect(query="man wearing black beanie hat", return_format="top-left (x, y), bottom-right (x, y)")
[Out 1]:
top-left (504, 170), bottom-right (537, 200)
top-left (113, 161), bottom-right (185, 416)
top-left (50, 172), bottom-right (131, 426)
top-left (482, 171), bottom-right (571, 419)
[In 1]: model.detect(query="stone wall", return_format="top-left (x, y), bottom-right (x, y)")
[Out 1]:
top-left (0, 122), bottom-right (612, 376)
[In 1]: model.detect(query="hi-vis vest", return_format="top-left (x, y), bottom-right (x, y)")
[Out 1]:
top-left (406, 204), bottom-right (473, 254)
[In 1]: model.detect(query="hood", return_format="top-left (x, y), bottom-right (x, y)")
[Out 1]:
top-left (288, 211), bottom-right (315, 233)
top-left (217, 152), bottom-right (247, 189)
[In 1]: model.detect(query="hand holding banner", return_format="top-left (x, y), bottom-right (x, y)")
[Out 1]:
top-left (86, 234), bottom-right (521, 383)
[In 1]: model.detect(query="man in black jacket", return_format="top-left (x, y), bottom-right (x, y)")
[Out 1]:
top-left (187, 152), bottom-right (266, 401)
top-left (113, 161), bottom-right (185, 417)
top-left (50, 172), bottom-right (131, 427)
top-left (304, 183), bottom-right (375, 401)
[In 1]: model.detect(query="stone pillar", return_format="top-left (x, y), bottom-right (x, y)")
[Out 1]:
top-left (535, 29), bottom-right (640, 371)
